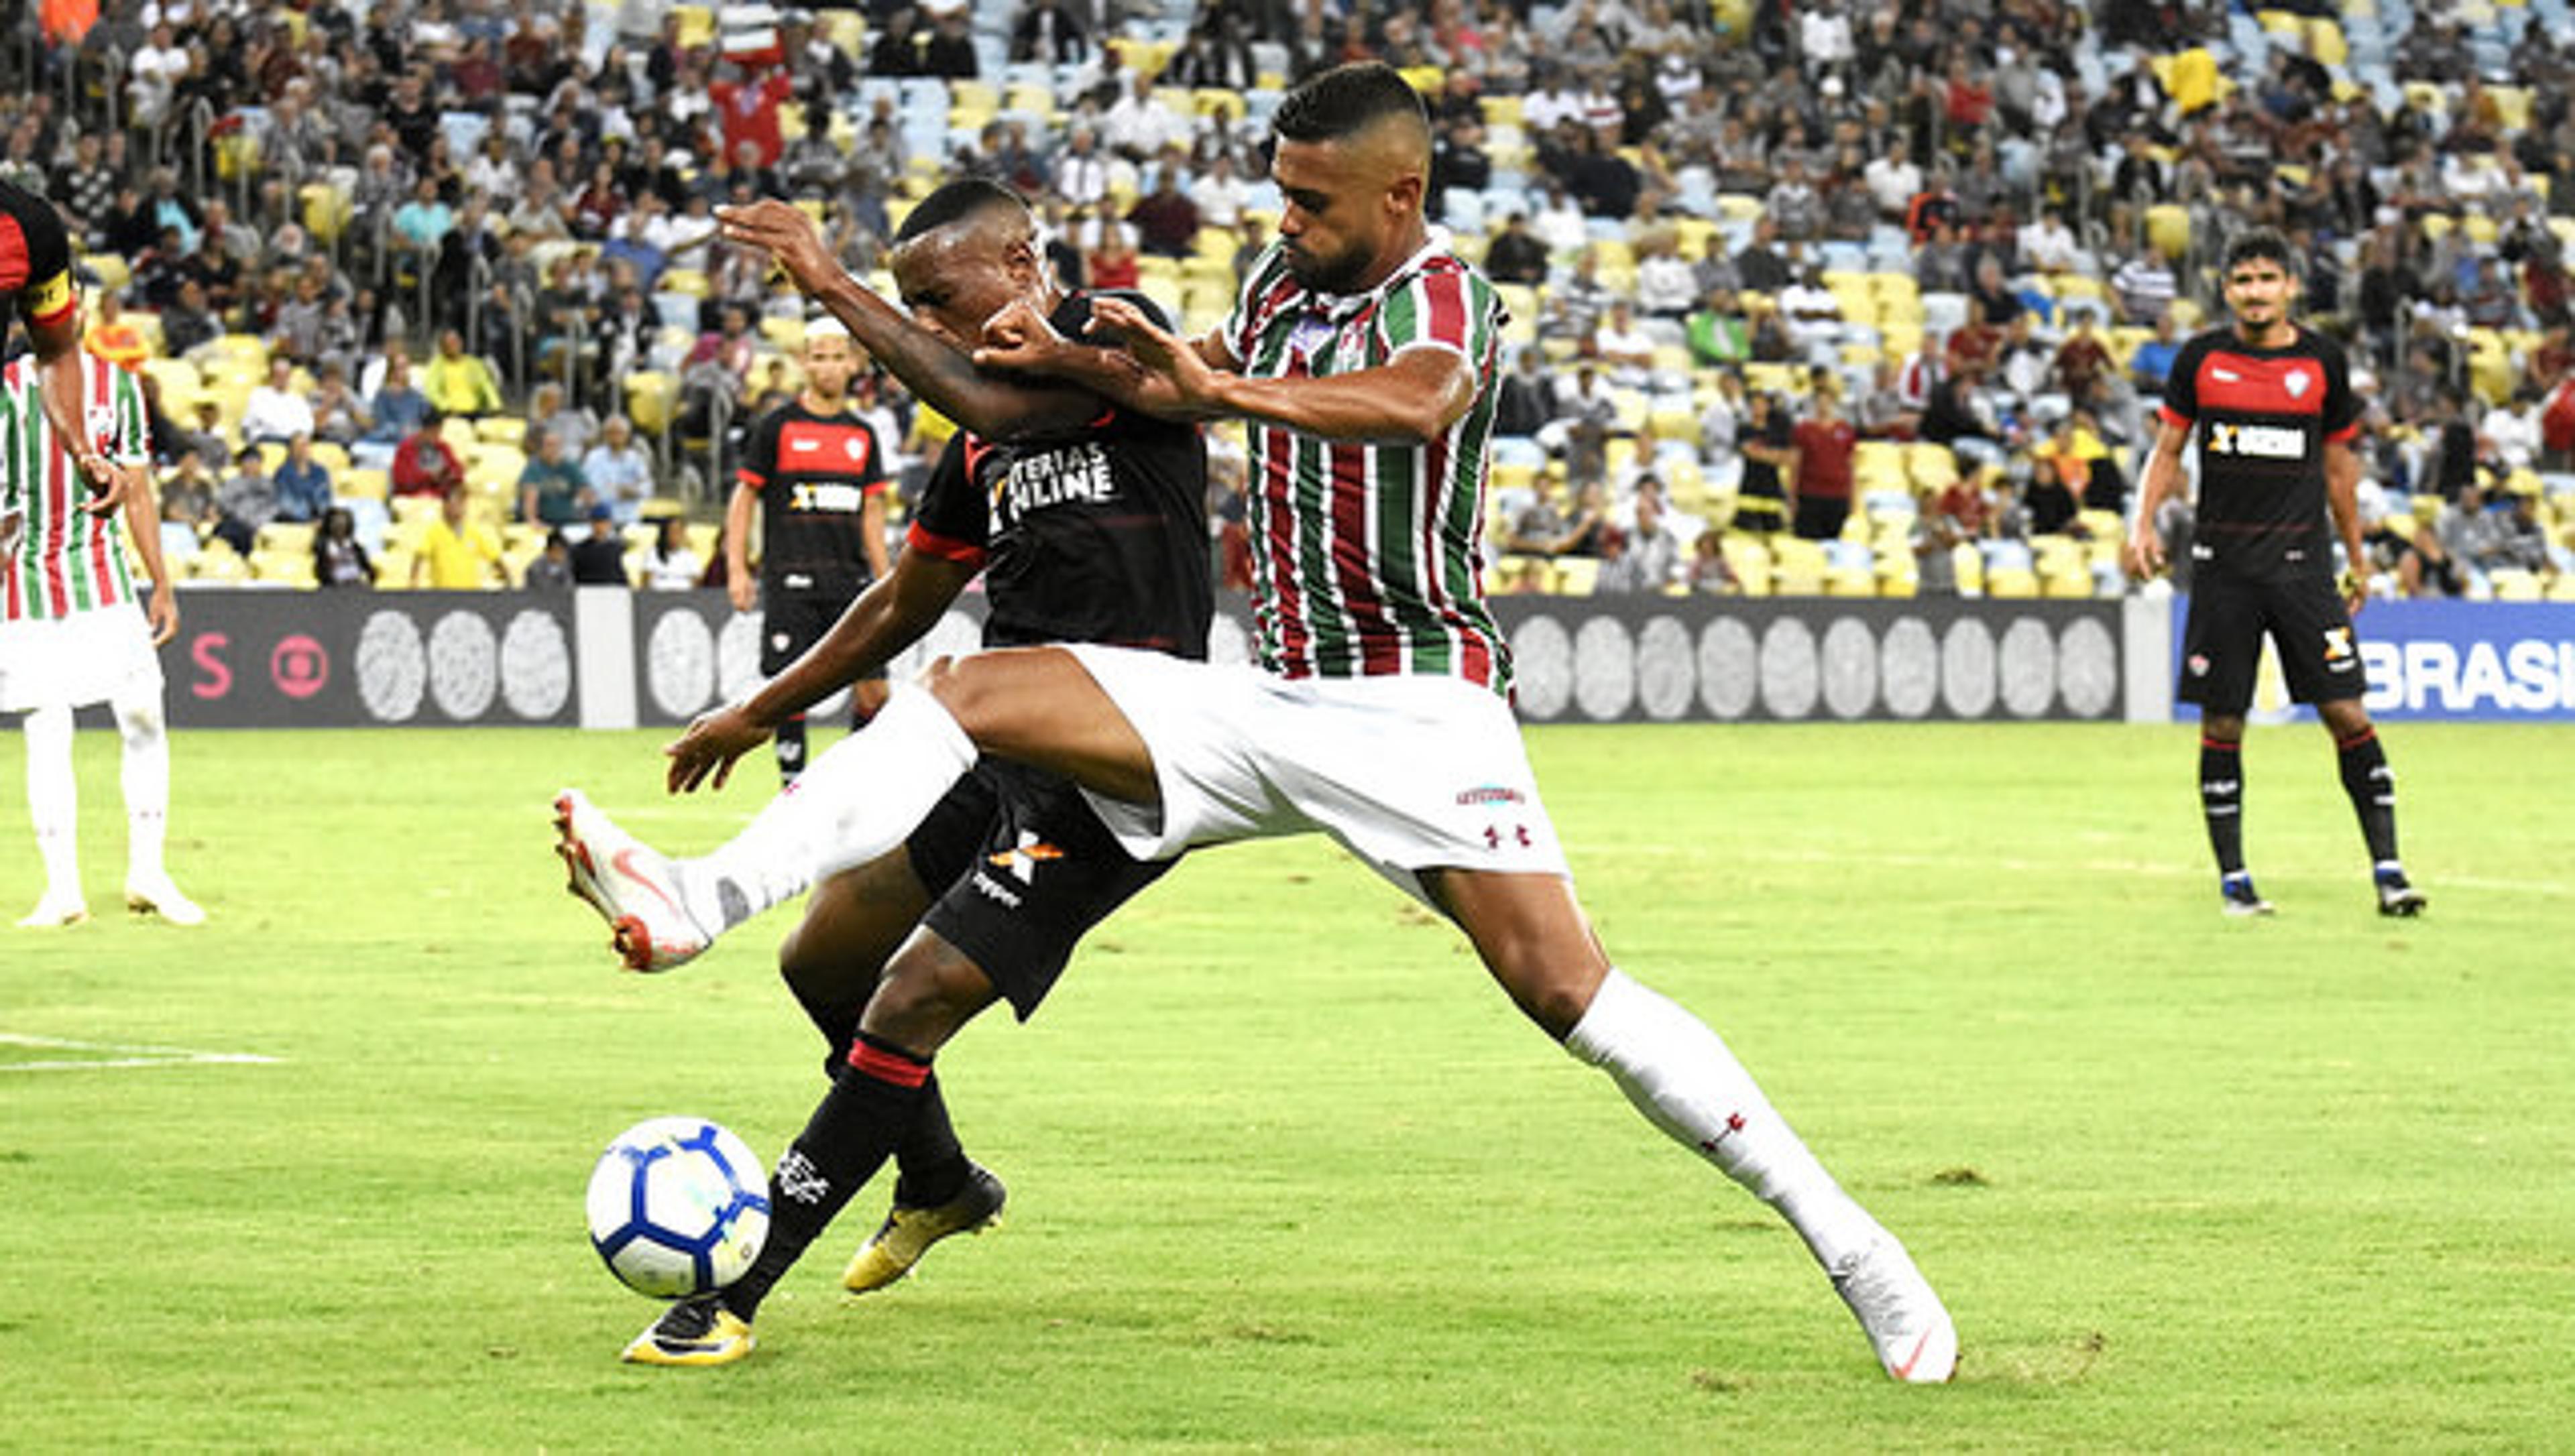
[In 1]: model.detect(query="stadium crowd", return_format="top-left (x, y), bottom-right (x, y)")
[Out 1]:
top-left (7, 0), bottom-right (2575, 599)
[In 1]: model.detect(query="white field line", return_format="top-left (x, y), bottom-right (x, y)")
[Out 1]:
top-left (1579, 843), bottom-right (2575, 898)
top-left (0, 1032), bottom-right (282, 1073)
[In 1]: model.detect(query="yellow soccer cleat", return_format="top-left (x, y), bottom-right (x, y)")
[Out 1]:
top-left (841, 1163), bottom-right (1006, 1294)
top-left (620, 1298), bottom-right (755, 1367)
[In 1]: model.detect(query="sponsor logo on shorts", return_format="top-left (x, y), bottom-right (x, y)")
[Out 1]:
top-left (2323, 627), bottom-right (2357, 668)
top-left (1455, 785), bottom-right (1526, 806)
top-left (987, 832), bottom-right (1064, 884)
top-left (970, 872), bottom-right (1024, 909)
top-left (2187, 654), bottom-right (2210, 676)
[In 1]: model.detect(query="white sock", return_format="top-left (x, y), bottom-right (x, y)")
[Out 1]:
top-left (1564, 968), bottom-right (1878, 1270)
top-left (113, 688), bottom-right (170, 886)
top-left (680, 685), bottom-right (978, 932)
top-left (21, 703), bottom-right (80, 899)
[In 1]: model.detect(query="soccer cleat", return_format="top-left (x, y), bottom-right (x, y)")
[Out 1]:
top-left (125, 876), bottom-right (205, 926)
top-left (2219, 871), bottom-right (2275, 918)
top-left (841, 1163), bottom-right (1007, 1294)
top-left (620, 1296), bottom-right (754, 1367)
top-left (1830, 1231), bottom-right (1959, 1384)
top-left (554, 788), bottom-right (711, 972)
top-left (16, 892), bottom-right (89, 928)
top-left (2374, 867), bottom-right (2427, 918)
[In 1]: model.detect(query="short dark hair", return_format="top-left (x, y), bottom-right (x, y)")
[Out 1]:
top-left (894, 178), bottom-right (1029, 245)
top-left (2221, 227), bottom-right (2296, 276)
top-left (1272, 61), bottom-right (1429, 147)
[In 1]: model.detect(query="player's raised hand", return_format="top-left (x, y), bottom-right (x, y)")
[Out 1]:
top-left (665, 703), bottom-right (770, 794)
top-left (974, 297), bottom-right (1069, 372)
top-left (1084, 296), bottom-right (1218, 407)
top-left (716, 199), bottom-right (835, 294)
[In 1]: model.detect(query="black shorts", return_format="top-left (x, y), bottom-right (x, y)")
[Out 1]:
top-left (760, 589), bottom-right (884, 681)
top-left (2178, 569), bottom-right (2368, 712)
top-left (904, 758), bottom-right (1175, 1020)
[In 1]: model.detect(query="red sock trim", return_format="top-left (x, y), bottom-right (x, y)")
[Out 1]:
top-left (848, 1039), bottom-right (932, 1088)
top-left (2200, 737), bottom-right (2240, 752)
top-left (2336, 727), bottom-right (2378, 751)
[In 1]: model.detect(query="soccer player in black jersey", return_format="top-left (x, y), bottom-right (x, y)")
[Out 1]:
top-left (2126, 229), bottom-right (2425, 918)
top-left (724, 318), bottom-right (893, 783)
top-left (556, 179), bottom-right (1210, 1364)
top-left (0, 180), bottom-right (121, 518)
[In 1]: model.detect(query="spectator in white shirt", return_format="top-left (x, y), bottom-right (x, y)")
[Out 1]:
top-left (1102, 74), bottom-right (1188, 163)
top-left (241, 357), bottom-right (317, 446)
top-left (581, 414), bottom-right (658, 525)
top-left (2017, 206), bottom-right (2080, 274)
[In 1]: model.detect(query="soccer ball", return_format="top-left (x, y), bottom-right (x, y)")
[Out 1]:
top-left (585, 1117), bottom-right (771, 1300)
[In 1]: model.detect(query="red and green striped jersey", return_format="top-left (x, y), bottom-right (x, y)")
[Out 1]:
top-left (2, 351), bottom-right (146, 622)
top-left (1222, 232), bottom-right (1511, 694)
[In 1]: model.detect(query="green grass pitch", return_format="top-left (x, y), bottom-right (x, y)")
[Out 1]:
top-left (4, 721), bottom-right (2570, 1449)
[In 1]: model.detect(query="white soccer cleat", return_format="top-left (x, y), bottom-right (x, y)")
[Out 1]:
top-left (553, 788), bottom-right (710, 973)
top-left (125, 876), bottom-right (206, 926)
top-left (17, 892), bottom-right (90, 928)
top-left (1830, 1229), bottom-right (1959, 1384)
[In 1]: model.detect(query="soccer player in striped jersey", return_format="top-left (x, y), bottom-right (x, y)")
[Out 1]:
top-left (0, 342), bottom-right (197, 926)
top-left (2127, 228), bottom-right (2425, 918)
top-left (583, 65), bottom-right (1955, 1382)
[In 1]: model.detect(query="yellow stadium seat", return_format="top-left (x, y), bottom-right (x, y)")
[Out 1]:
top-left (659, 267), bottom-right (710, 299)
top-left (338, 467), bottom-right (388, 502)
top-left (673, 4), bottom-right (714, 49)
top-left (626, 371), bottom-right (678, 436)
top-left (2146, 204), bottom-right (2191, 263)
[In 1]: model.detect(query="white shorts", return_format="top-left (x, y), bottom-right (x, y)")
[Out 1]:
top-left (1062, 645), bottom-right (1570, 904)
top-left (0, 602), bottom-right (165, 713)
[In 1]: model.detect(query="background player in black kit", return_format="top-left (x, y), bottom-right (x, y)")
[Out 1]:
top-left (557, 179), bottom-right (1210, 1364)
top-left (2127, 229), bottom-right (2425, 919)
top-left (723, 318), bottom-right (893, 782)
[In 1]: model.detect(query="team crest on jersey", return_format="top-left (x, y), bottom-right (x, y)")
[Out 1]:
top-left (2187, 654), bottom-right (2211, 676)
top-left (2283, 367), bottom-right (2310, 399)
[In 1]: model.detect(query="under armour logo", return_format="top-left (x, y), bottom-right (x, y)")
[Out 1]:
top-left (1699, 1111), bottom-right (1748, 1154)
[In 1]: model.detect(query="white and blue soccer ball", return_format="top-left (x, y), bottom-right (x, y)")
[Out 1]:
top-left (585, 1117), bottom-right (771, 1300)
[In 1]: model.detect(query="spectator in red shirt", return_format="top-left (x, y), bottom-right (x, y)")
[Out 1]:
top-left (1126, 162), bottom-right (1202, 259)
top-left (391, 409), bottom-right (466, 498)
top-left (1789, 383), bottom-right (1859, 542)
top-left (711, 64), bottom-right (794, 170)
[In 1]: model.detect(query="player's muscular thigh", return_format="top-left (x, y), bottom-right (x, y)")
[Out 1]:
top-left (920, 648), bottom-right (1159, 804)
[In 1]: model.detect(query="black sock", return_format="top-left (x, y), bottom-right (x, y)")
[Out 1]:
top-left (891, 1072), bottom-right (970, 1209)
top-left (721, 1034), bottom-right (931, 1321)
top-left (785, 978), bottom-right (865, 1079)
top-left (2199, 737), bottom-right (2245, 875)
top-left (2336, 727), bottom-right (2399, 865)
top-left (773, 712), bottom-right (809, 784)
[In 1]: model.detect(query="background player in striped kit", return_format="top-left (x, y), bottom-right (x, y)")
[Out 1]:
top-left (2126, 228), bottom-right (2425, 919)
top-left (0, 341), bottom-right (197, 926)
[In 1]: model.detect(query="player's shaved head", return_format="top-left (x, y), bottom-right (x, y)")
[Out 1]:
top-left (1273, 61), bottom-right (1433, 170)
top-left (894, 178), bottom-right (1032, 247)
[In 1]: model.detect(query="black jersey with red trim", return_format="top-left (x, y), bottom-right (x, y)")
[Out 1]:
top-left (0, 180), bottom-right (77, 331)
top-left (907, 290), bottom-right (1210, 657)
top-left (2158, 324), bottom-right (2358, 579)
top-left (738, 398), bottom-right (886, 597)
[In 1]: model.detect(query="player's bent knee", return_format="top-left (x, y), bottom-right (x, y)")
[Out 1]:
top-left (860, 941), bottom-right (998, 1054)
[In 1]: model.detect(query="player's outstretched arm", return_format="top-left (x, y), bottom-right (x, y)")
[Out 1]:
top-left (665, 549), bottom-right (978, 794)
top-left (1076, 294), bottom-right (1474, 444)
top-left (717, 200), bottom-right (1105, 442)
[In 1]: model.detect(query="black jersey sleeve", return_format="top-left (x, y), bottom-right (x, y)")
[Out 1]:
top-left (736, 407), bottom-right (785, 491)
top-left (2315, 330), bottom-right (2360, 441)
top-left (906, 432), bottom-right (992, 566)
top-left (2157, 333), bottom-right (2209, 427)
